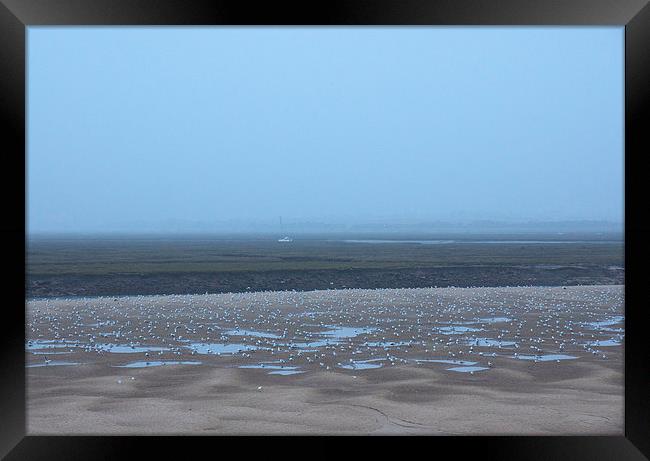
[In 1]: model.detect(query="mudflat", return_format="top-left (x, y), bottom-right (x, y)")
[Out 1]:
top-left (27, 237), bottom-right (624, 298)
top-left (26, 285), bottom-right (624, 435)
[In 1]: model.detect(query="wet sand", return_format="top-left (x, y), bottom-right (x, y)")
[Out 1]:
top-left (26, 285), bottom-right (624, 435)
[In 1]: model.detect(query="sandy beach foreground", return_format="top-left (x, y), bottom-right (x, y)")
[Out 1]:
top-left (26, 285), bottom-right (624, 435)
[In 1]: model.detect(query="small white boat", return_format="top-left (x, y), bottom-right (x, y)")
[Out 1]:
top-left (278, 236), bottom-right (293, 242)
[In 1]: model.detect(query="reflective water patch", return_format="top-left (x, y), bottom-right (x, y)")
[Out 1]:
top-left (86, 320), bottom-right (117, 327)
top-left (477, 317), bottom-right (513, 324)
top-left (446, 366), bottom-right (489, 373)
top-left (239, 363), bottom-right (304, 375)
top-left (91, 344), bottom-right (170, 354)
top-left (115, 361), bottom-right (202, 368)
top-left (284, 339), bottom-right (333, 348)
top-left (464, 338), bottom-right (517, 348)
top-left (287, 326), bottom-right (378, 349)
top-left (511, 354), bottom-right (577, 362)
top-left (30, 351), bottom-right (72, 355)
top-left (27, 361), bottom-right (80, 368)
top-left (584, 316), bottom-right (624, 330)
top-left (321, 326), bottom-right (377, 339)
top-left (362, 340), bottom-right (414, 348)
top-left (338, 359), bottom-right (383, 370)
top-left (436, 326), bottom-right (483, 335)
top-left (268, 369), bottom-right (305, 375)
top-left (26, 340), bottom-right (75, 351)
top-left (415, 359), bottom-right (478, 366)
top-left (186, 343), bottom-right (264, 355)
top-left (225, 329), bottom-right (283, 339)
top-left (239, 363), bottom-right (296, 370)
top-left (587, 339), bottom-right (621, 347)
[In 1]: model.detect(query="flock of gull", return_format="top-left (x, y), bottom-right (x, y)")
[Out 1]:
top-left (26, 286), bottom-right (624, 376)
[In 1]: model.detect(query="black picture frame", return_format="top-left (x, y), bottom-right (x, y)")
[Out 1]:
top-left (1, 0), bottom-right (648, 458)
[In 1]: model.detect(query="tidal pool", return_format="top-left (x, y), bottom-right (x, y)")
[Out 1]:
top-left (477, 317), bottom-right (513, 324)
top-left (446, 366), bottom-right (490, 373)
top-left (464, 338), bottom-right (517, 348)
top-left (186, 343), bottom-right (264, 355)
top-left (338, 359), bottom-right (383, 370)
top-left (268, 370), bottom-right (305, 375)
top-left (26, 340), bottom-right (76, 351)
top-left (436, 326), bottom-right (484, 335)
top-left (585, 316), bottom-right (624, 329)
top-left (416, 359), bottom-right (478, 366)
top-left (587, 339), bottom-right (622, 347)
top-left (91, 344), bottom-right (171, 354)
top-left (321, 326), bottom-right (377, 339)
top-left (287, 326), bottom-right (378, 349)
top-left (362, 340), bottom-right (414, 348)
top-left (225, 329), bottom-right (283, 339)
top-left (115, 361), bottom-right (202, 368)
top-left (27, 361), bottom-right (80, 368)
top-left (512, 354), bottom-right (578, 362)
top-left (30, 351), bottom-right (72, 355)
top-left (239, 363), bottom-right (303, 375)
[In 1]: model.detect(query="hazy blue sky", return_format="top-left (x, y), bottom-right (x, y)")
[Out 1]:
top-left (27, 27), bottom-right (623, 233)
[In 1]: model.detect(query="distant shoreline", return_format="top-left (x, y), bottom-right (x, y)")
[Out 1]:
top-left (27, 234), bottom-right (624, 241)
